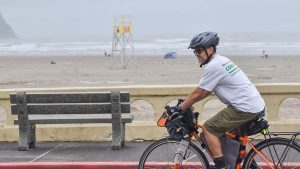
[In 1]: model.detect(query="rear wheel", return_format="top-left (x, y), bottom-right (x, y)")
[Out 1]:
top-left (243, 138), bottom-right (300, 169)
top-left (138, 137), bottom-right (210, 169)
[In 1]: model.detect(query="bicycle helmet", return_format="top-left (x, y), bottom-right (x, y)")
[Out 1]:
top-left (188, 32), bottom-right (219, 49)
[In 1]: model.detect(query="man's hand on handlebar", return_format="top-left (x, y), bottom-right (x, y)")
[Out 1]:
top-left (166, 105), bottom-right (183, 117)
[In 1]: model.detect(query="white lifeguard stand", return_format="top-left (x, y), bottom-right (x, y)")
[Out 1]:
top-left (111, 16), bottom-right (136, 69)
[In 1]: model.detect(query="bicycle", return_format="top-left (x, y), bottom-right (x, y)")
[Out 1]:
top-left (138, 101), bottom-right (300, 169)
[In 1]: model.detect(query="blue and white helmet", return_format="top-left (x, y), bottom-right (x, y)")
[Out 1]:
top-left (188, 32), bottom-right (219, 49)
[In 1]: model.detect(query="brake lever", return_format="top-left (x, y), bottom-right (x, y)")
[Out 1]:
top-left (165, 105), bottom-right (173, 116)
top-left (177, 99), bottom-right (184, 106)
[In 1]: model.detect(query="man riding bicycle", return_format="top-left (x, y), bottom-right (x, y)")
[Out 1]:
top-left (171, 32), bottom-right (265, 169)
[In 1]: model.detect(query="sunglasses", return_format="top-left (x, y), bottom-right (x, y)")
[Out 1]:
top-left (193, 48), bottom-right (203, 55)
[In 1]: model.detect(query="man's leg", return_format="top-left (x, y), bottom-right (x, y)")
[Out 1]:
top-left (202, 126), bottom-right (227, 169)
top-left (202, 126), bottom-right (222, 156)
top-left (203, 105), bottom-right (261, 169)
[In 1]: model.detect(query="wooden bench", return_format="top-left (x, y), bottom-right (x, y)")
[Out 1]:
top-left (10, 91), bottom-right (133, 151)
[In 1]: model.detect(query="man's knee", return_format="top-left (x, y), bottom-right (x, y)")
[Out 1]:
top-left (203, 122), bottom-right (224, 138)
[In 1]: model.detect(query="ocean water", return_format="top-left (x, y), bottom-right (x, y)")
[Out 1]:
top-left (1, 38), bottom-right (300, 56)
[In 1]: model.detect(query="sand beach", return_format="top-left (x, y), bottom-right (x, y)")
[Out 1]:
top-left (0, 54), bottom-right (299, 88)
top-left (0, 54), bottom-right (299, 123)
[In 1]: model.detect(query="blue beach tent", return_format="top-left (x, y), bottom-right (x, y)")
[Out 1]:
top-left (164, 51), bottom-right (177, 59)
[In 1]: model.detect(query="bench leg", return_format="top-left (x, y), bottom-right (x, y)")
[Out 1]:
top-left (121, 123), bottom-right (125, 147)
top-left (19, 128), bottom-right (29, 151)
top-left (18, 124), bottom-right (36, 151)
top-left (111, 91), bottom-right (127, 150)
top-left (29, 124), bottom-right (36, 149)
top-left (112, 123), bottom-right (125, 150)
top-left (112, 123), bottom-right (123, 150)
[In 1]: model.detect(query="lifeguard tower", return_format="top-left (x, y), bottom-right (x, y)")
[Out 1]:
top-left (111, 16), bottom-right (136, 69)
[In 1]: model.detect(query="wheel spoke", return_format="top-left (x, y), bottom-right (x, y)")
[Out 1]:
top-left (244, 139), bottom-right (300, 169)
top-left (138, 138), bottom-right (209, 169)
top-left (267, 143), bottom-right (281, 168)
top-left (277, 143), bottom-right (292, 167)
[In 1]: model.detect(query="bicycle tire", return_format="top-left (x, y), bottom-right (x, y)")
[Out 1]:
top-left (243, 137), bottom-right (300, 169)
top-left (138, 137), bottom-right (210, 169)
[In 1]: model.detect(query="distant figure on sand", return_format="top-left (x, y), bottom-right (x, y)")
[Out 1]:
top-left (104, 51), bottom-right (111, 57)
top-left (262, 50), bottom-right (269, 59)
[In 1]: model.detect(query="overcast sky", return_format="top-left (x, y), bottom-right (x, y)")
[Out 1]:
top-left (0, 0), bottom-right (300, 41)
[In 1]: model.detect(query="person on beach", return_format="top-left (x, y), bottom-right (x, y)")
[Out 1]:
top-left (169, 32), bottom-right (265, 169)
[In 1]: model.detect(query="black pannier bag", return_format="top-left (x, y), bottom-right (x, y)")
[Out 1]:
top-left (165, 108), bottom-right (199, 140)
top-left (246, 117), bottom-right (269, 136)
top-left (165, 115), bottom-right (189, 140)
top-left (200, 132), bottom-right (240, 169)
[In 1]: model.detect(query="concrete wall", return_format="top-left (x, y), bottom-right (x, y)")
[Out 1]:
top-left (0, 83), bottom-right (299, 141)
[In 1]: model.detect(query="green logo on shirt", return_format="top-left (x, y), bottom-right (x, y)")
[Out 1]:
top-left (224, 61), bottom-right (240, 76)
top-left (226, 63), bottom-right (235, 71)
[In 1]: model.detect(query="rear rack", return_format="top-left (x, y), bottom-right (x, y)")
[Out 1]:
top-left (267, 131), bottom-right (300, 142)
top-left (268, 131), bottom-right (300, 136)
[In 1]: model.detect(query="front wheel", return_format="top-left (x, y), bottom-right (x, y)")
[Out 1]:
top-left (243, 138), bottom-right (300, 169)
top-left (138, 137), bottom-right (210, 169)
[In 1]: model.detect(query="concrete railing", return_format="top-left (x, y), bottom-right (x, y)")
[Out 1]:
top-left (0, 83), bottom-right (299, 141)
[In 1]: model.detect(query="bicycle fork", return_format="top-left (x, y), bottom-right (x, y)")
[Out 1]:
top-left (173, 139), bottom-right (190, 169)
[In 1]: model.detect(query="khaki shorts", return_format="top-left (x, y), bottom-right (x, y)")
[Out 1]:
top-left (203, 105), bottom-right (261, 137)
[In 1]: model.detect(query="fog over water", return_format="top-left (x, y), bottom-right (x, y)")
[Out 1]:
top-left (0, 0), bottom-right (300, 55)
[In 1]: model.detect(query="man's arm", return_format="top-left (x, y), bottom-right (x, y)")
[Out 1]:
top-left (180, 87), bottom-right (212, 110)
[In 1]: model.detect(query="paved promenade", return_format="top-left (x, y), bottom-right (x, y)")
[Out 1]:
top-left (0, 141), bottom-right (151, 162)
top-left (0, 140), bottom-right (299, 169)
top-left (0, 141), bottom-right (151, 168)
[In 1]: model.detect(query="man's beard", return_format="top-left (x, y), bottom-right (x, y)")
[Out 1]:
top-left (198, 58), bottom-right (205, 64)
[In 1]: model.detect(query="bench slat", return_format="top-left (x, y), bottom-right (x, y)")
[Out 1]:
top-left (14, 114), bottom-right (133, 124)
top-left (10, 92), bottom-right (130, 104)
top-left (11, 103), bottom-right (130, 115)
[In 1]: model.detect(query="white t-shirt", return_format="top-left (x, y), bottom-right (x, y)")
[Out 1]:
top-left (198, 54), bottom-right (265, 113)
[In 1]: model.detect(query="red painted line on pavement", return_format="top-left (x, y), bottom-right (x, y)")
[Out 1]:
top-left (0, 162), bottom-right (138, 169)
top-left (0, 162), bottom-right (299, 169)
